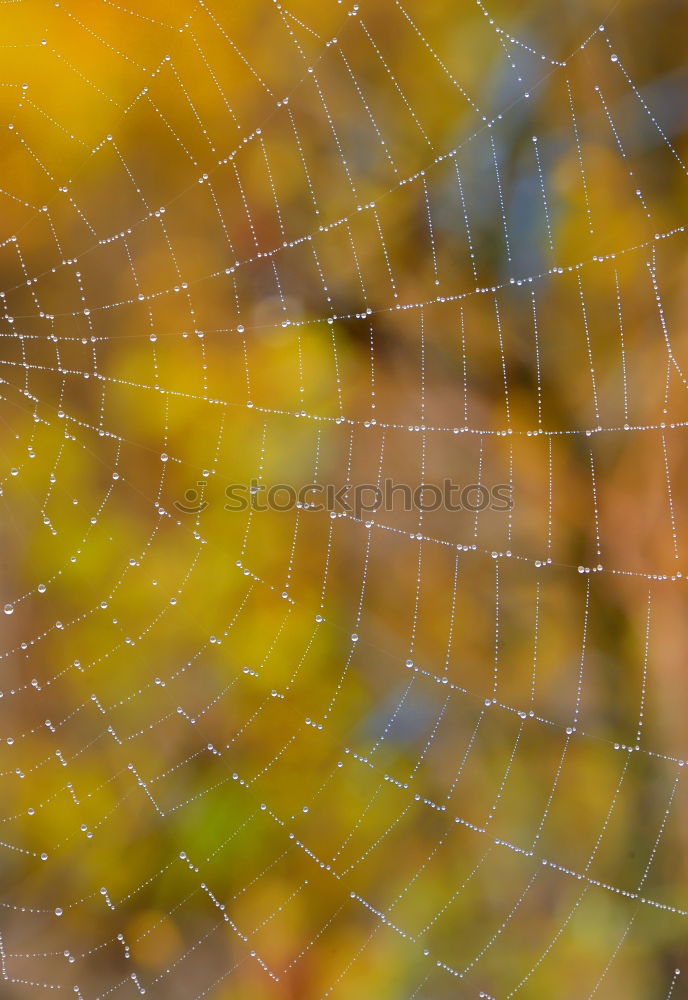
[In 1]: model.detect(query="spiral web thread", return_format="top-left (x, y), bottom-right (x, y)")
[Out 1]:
top-left (0, 0), bottom-right (687, 997)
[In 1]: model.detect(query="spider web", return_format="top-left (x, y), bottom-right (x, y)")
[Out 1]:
top-left (0, 0), bottom-right (687, 997)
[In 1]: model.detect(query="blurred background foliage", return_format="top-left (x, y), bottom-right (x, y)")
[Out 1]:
top-left (0, 0), bottom-right (687, 997)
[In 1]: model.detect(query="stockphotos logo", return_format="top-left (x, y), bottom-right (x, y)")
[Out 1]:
top-left (174, 479), bottom-right (513, 517)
